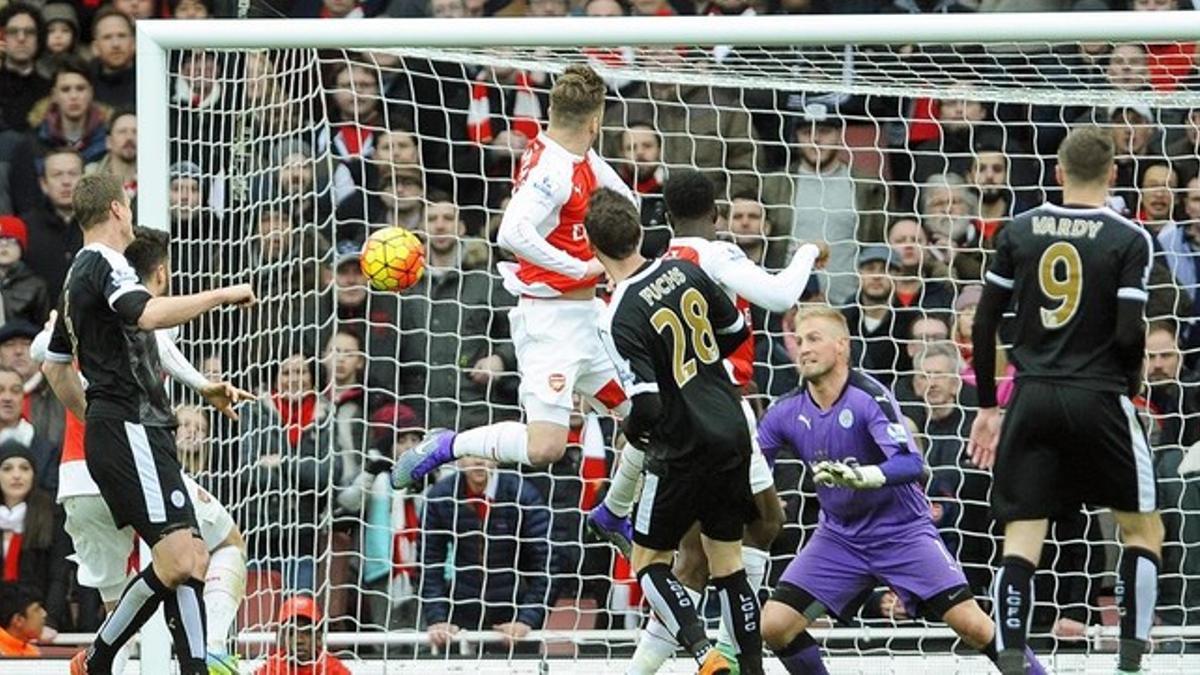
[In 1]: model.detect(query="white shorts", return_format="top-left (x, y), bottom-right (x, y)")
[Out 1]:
top-left (64, 475), bottom-right (236, 602)
top-left (509, 297), bottom-right (630, 425)
top-left (742, 399), bottom-right (774, 495)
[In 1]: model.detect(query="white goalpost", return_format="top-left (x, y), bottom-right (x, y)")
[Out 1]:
top-left (65, 9), bottom-right (1200, 674)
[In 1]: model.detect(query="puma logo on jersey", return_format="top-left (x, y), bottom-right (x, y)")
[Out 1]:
top-left (797, 414), bottom-right (812, 429)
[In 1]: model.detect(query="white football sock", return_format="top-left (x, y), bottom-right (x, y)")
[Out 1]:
top-left (717, 547), bottom-right (769, 647)
top-left (453, 421), bottom-right (530, 464)
top-left (604, 443), bottom-right (644, 518)
top-left (204, 544), bottom-right (247, 653)
top-left (628, 586), bottom-right (702, 674)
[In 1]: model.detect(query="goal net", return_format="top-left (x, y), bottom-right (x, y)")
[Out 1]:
top-left (130, 13), bottom-right (1200, 674)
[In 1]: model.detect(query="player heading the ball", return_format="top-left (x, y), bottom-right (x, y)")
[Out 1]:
top-left (393, 64), bottom-right (639, 490)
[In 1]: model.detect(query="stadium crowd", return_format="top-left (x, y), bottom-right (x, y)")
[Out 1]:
top-left (2, 0), bottom-right (1200, 664)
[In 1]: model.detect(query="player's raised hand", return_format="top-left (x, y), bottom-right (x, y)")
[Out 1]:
top-left (809, 241), bottom-right (831, 270)
top-left (967, 407), bottom-right (1001, 469)
top-left (222, 283), bottom-right (257, 308)
top-left (200, 381), bottom-right (256, 421)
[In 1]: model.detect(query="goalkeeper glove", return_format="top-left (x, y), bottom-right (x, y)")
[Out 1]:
top-left (812, 459), bottom-right (886, 490)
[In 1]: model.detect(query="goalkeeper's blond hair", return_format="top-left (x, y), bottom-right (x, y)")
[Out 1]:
top-left (795, 305), bottom-right (850, 338)
top-left (549, 64), bottom-right (606, 129)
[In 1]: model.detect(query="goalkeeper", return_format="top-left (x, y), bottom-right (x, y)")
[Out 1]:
top-left (757, 307), bottom-right (1046, 675)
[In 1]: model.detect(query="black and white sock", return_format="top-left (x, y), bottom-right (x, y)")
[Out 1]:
top-left (713, 568), bottom-right (763, 675)
top-left (992, 555), bottom-right (1036, 664)
top-left (1117, 547), bottom-right (1160, 672)
top-left (637, 563), bottom-right (712, 664)
top-left (88, 565), bottom-right (172, 670)
top-left (163, 577), bottom-right (208, 674)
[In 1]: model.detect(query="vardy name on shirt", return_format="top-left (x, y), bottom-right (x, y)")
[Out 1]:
top-left (1031, 215), bottom-right (1104, 239)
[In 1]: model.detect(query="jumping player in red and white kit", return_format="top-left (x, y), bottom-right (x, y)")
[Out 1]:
top-left (34, 230), bottom-right (251, 674)
top-left (393, 64), bottom-right (638, 489)
top-left (590, 170), bottom-right (826, 674)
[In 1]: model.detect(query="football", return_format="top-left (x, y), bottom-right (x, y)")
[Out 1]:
top-left (360, 226), bottom-right (425, 292)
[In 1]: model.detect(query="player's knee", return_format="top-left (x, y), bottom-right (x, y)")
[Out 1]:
top-left (153, 530), bottom-right (198, 587)
top-left (525, 432), bottom-right (566, 465)
top-left (760, 604), bottom-right (801, 650)
top-left (1117, 511), bottom-right (1165, 553)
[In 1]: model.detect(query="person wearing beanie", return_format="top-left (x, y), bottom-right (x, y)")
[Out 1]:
top-left (0, 216), bottom-right (50, 325)
top-left (0, 441), bottom-right (69, 635)
top-left (37, 3), bottom-right (88, 81)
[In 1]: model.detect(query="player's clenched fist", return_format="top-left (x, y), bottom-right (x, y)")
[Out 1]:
top-left (222, 283), bottom-right (256, 307)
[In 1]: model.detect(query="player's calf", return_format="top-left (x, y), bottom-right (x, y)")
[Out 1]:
top-left (760, 600), bottom-right (827, 675)
top-left (1114, 509), bottom-right (1164, 674)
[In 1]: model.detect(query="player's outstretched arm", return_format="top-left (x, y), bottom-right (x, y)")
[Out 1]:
top-left (155, 329), bottom-right (255, 420)
top-left (712, 241), bottom-right (827, 313)
top-left (968, 283), bottom-right (1010, 469)
top-left (136, 283), bottom-right (256, 331)
top-left (496, 175), bottom-right (596, 280)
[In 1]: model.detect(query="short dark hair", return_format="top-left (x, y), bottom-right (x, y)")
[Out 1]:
top-left (91, 5), bottom-right (134, 36)
top-left (73, 173), bottom-right (126, 231)
top-left (109, 108), bottom-right (136, 132)
top-left (124, 227), bottom-right (171, 281)
top-left (0, 583), bottom-right (42, 630)
top-left (0, 3), bottom-right (43, 47)
top-left (50, 54), bottom-right (91, 88)
top-left (585, 188), bottom-right (641, 260)
top-left (426, 188), bottom-right (454, 205)
top-left (1058, 126), bottom-right (1115, 185)
top-left (663, 169), bottom-right (715, 222)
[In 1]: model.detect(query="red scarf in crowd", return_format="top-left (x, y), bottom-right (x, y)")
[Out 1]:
top-left (272, 393), bottom-right (317, 447)
top-left (2, 534), bottom-right (20, 582)
top-left (466, 71), bottom-right (542, 146)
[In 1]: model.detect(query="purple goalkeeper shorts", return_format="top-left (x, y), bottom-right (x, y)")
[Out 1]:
top-left (776, 523), bottom-right (970, 620)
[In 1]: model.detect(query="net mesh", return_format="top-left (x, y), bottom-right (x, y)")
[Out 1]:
top-left (155, 37), bottom-right (1200, 670)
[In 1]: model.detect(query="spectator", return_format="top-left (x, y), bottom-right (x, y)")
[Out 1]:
top-left (1167, 107), bottom-right (1200, 181)
top-left (965, 144), bottom-right (1013, 242)
top-left (172, 0), bottom-right (214, 18)
top-left (323, 327), bottom-right (369, 475)
top-left (0, 368), bottom-right (57, 495)
top-left (37, 3), bottom-right (83, 80)
top-left (262, 138), bottom-right (349, 240)
top-left (908, 343), bottom-right (993, 597)
top-left (85, 110), bottom-right (138, 199)
top-left (727, 192), bottom-right (770, 264)
top-left (790, 100), bottom-right (886, 304)
top-left (617, 122), bottom-right (669, 245)
top-left (171, 50), bottom-right (227, 153)
top-left (175, 404), bottom-right (213, 478)
top-left (466, 65), bottom-right (547, 181)
top-left (0, 131), bottom-right (40, 217)
top-left (336, 165), bottom-right (426, 243)
top-left (371, 128), bottom-right (420, 170)
top-left (842, 246), bottom-right (950, 386)
top-left (324, 60), bottom-right (388, 174)
top-left (89, 8), bottom-right (136, 109)
top-left (1108, 42), bottom-right (1152, 92)
top-left (421, 458), bottom-right (550, 653)
top-left (29, 58), bottom-right (109, 164)
top-left (167, 159), bottom-right (211, 236)
top-left (1145, 321), bottom-right (1200, 448)
top-left (1138, 162), bottom-right (1179, 235)
top-left (329, 241), bottom-right (401, 389)
top-left (240, 354), bottom-right (338, 591)
top-left (1159, 176), bottom-right (1200, 348)
top-left (0, 442), bottom-right (67, 632)
top-left (527, 0), bottom-right (569, 15)
top-left (1107, 104), bottom-right (1158, 210)
top-left (0, 583), bottom-right (45, 657)
top-left (336, 403), bottom-right (424, 632)
top-left (112, 0), bottom-right (160, 20)
top-left (397, 195), bottom-right (517, 429)
top-left (893, 313), bottom-right (952, 406)
top-left (0, 321), bottom-right (63, 452)
top-left (918, 173), bottom-right (983, 282)
top-left (22, 147), bottom-right (82, 305)
top-left (911, 96), bottom-right (1002, 187)
top-left (0, 218), bottom-right (50, 325)
top-left (255, 595), bottom-right (352, 675)
top-left (0, 3), bottom-right (50, 132)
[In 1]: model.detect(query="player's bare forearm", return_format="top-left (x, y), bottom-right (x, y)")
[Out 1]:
top-left (137, 284), bottom-right (255, 330)
top-left (42, 361), bottom-right (87, 419)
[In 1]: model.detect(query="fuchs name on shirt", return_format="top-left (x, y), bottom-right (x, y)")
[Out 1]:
top-left (1031, 215), bottom-right (1104, 239)
top-left (637, 266), bottom-right (688, 306)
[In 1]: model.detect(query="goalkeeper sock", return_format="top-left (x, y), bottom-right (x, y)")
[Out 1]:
top-left (629, 585), bottom-right (702, 674)
top-left (775, 632), bottom-right (828, 675)
top-left (89, 565), bottom-right (172, 671)
top-left (1117, 546), bottom-right (1160, 672)
top-left (604, 442), bottom-right (644, 518)
top-left (713, 568), bottom-right (763, 675)
top-left (204, 544), bottom-right (246, 653)
top-left (162, 577), bottom-right (208, 674)
top-left (718, 546), bottom-right (768, 648)
top-left (637, 563), bottom-right (712, 665)
top-left (993, 555), bottom-right (1035, 662)
top-left (453, 421), bottom-right (530, 464)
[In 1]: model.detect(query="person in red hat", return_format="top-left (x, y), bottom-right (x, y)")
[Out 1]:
top-left (0, 215), bottom-right (50, 325)
top-left (255, 595), bottom-right (350, 675)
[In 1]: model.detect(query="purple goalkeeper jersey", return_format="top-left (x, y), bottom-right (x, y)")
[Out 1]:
top-left (758, 370), bottom-right (932, 539)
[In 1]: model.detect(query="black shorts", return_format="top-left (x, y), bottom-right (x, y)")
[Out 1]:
top-left (632, 452), bottom-right (758, 551)
top-left (85, 418), bottom-right (198, 543)
top-left (992, 380), bottom-right (1157, 522)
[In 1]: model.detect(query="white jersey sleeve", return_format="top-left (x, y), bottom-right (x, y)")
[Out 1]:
top-left (705, 240), bottom-right (821, 313)
top-left (496, 162), bottom-right (589, 280)
top-left (587, 149), bottom-right (637, 205)
top-left (155, 329), bottom-right (209, 392)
